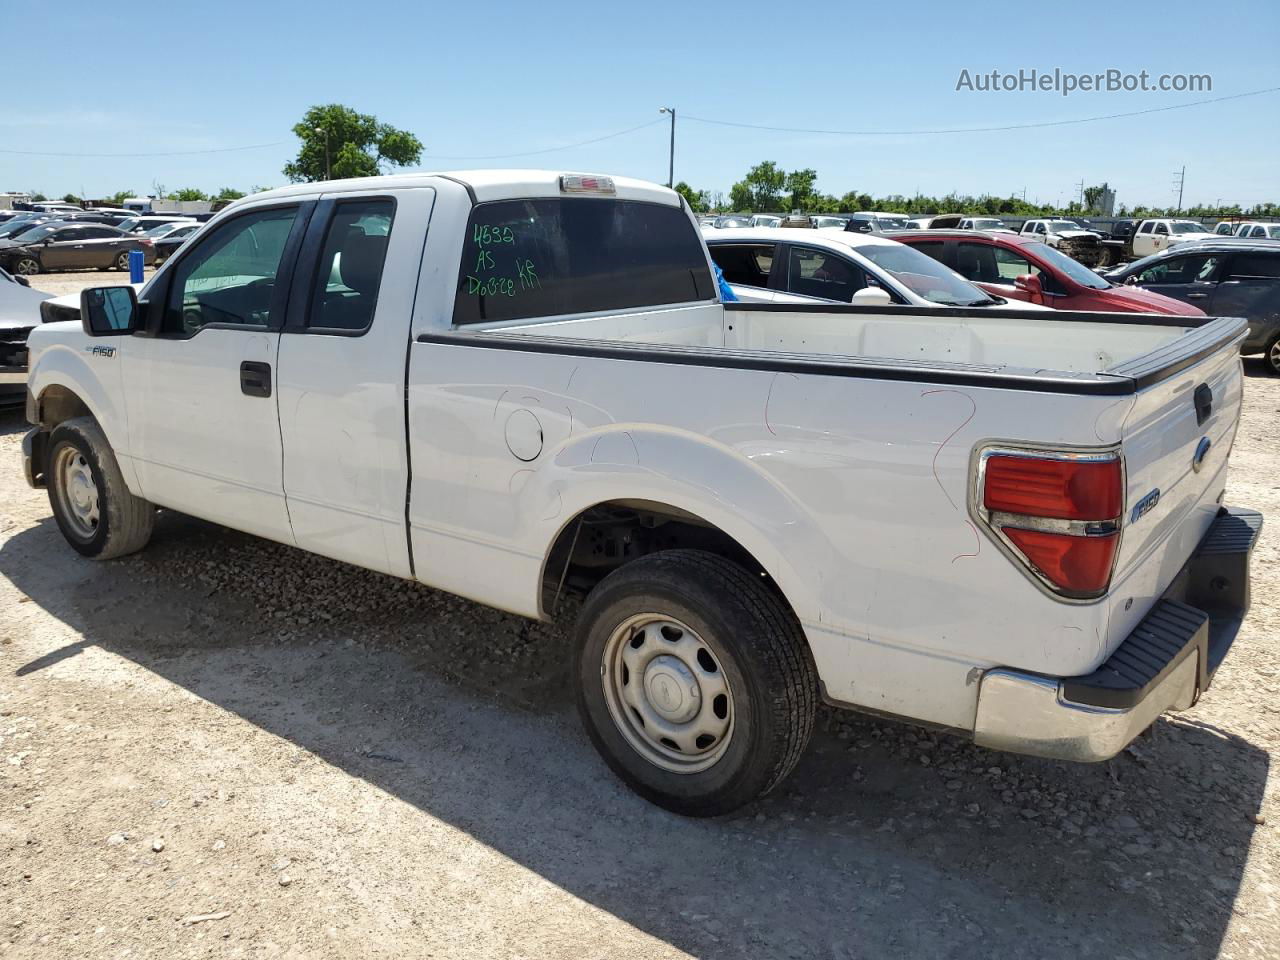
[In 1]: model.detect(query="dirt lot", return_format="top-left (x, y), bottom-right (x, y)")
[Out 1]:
top-left (2, 292), bottom-right (1279, 957)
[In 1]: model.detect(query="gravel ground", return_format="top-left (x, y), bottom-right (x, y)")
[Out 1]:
top-left (1, 347), bottom-right (1278, 958)
top-left (26, 269), bottom-right (157, 300)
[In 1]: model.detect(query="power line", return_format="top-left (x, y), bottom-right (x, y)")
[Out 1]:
top-left (681, 85), bottom-right (1280, 136)
top-left (0, 141), bottom-right (289, 158)
top-left (426, 118), bottom-right (665, 160)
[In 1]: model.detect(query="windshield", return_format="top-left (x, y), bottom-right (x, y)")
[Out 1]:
top-left (812, 217), bottom-right (846, 228)
top-left (1268, 226), bottom-right (1280, 239)
top-left (971, 219), bottom-right (1003, 230)
top-left (856, 243), bottom-right (996, 306)
top-left (1047, 220), bottom-right (1082, 233)
top-left (12, 224), bottom-right (59, 243)
top-left (116, 218), bottom-right (141, 233)
top-left (1170, 221), bottom-right (1209, 234)
top-left (144, 222), bottom-right (178, 236)
top-left (1032, 242), bottom-right (1110, 289)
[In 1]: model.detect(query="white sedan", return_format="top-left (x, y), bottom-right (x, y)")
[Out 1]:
top-left (703, 227), bottom-right (1051, 310)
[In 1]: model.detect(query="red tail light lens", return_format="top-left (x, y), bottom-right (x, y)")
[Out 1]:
top-left (1001, 527), bottom-right (1119, 595)
top-left (984, 455), bottom-right (1121, 521)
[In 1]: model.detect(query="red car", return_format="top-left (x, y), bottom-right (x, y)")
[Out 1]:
top-left (893, 229), bottom-right (1204, 316)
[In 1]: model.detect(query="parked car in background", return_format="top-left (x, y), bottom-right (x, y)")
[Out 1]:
top-left (810, 215), bottom-right (849, 230)
top-left (703, 227), bottom-right (1046, 310)
top-left (845, 211), bottom-right (912, 233)
top-left (1104, 239), bottom-right (1280, 372)
top-left (1234, 222), bottom-right (1280, 240)
top-left (748, 214), bottom-right (782, 228)
top-left (28, 202), bottom-right (83, 216)
top-left (894, 229), bottom-right (1204, 317)
top-left (115, 215), bottom-right (197, 235)
top-left (0, 265), bottom-right (51, 404)
top-left (1018, 219), bottom-right (1105, 266)
top-left (711, 214), bottom-right (752, 229)
top-left (1215, 221), bottom-right (1239, 235)
top-left (0, 215), bottom-right (54, 240)
top-left (63, 211), bottom-right (135, 227)
top-left (1128, 218), bottom-right (1217, 258)
top-left (150, 221), bottom-right (203, 262)
top-left (0, 221), bottom-right (156, 275)
top-left (905, 217), bottom-right (933, 230)
top-left (930, 214), bottom-right (1016, 233)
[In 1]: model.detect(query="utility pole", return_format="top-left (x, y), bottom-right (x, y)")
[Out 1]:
top-left (1075, 178), bottom-right (1085, 209)
top-left (659, 107), bottom-right (675, 188)
top-left (315, 126), bottom-right (331, 181)
top-left (1172, 165), bottom-right (1186, 213)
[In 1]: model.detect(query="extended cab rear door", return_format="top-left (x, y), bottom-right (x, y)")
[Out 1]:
top-left (273, 186), bottom-right (435, 577)
top-left (1209, 250), bottom-right (1280, 328)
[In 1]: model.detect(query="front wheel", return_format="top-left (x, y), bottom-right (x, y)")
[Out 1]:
top-left (46, 417), bottom-right (155, 559)
top-left (574, 549), bottom-right (816, 816)
top-left (114, 251), bottom-right (132, 271)
top-left (13, 256), bottom-right (39, 276)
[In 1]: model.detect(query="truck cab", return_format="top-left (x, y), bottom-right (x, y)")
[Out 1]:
top-left (1131, 219), bottom-right (1217, 258)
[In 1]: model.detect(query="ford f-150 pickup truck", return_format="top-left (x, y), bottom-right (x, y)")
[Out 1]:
top-left (21, 170), bottom-right (1262, 816)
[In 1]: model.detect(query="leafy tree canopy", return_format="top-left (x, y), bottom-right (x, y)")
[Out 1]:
top-left (284, 104), bottom-right (423, 183)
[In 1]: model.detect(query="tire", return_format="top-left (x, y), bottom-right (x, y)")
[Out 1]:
top-left (574, 549), bottom-right (816, 816)
top-left (1266, 335), bottom-right (1280, 376)
top-left (114, 251), bottom-right (131, 271)
top-left (13, 256), bottom-right (39, 276)
top-left (46, 416), bottom-right (154, 559)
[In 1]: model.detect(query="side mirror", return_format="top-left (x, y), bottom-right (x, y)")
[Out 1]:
top-left (1014, 273), bottom-right (1045, 303)
top-left (851, 286), bottom-right (893, 306)
top-left (80, 286), bottom-right (140, 337)
top-left (1124, 275), bottom-right (1139, 286)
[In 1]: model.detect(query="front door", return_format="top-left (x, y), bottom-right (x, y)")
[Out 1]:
top-left (1129, 251), bottom-right (1224, 307)
top-left (122, 202), bottom-right (311, 545)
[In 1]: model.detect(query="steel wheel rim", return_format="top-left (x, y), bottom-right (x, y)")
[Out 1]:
top-left (601, 613), bottom-right (734, 774)
top-left (53, 446), bottom-right (100, 540)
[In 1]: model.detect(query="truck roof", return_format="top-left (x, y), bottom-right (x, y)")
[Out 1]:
top-left (239, 170), bottom-right (681, 208)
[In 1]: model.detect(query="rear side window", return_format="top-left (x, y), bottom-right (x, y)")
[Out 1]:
top-left (1224, 254), bottom-right (1280, 280)
top-left (453, 198), bottom-right (714, 325)
top-left (707, 243), bottom-right (774, 288)
top-left (786, 246), bottom-right (866, 301)
top-left (307, 199), bottom-right (395, 332)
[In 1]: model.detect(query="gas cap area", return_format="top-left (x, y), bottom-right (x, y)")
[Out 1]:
top-left (505, 408), bottom-right (544, 461)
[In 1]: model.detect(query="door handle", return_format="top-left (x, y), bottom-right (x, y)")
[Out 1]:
top-left (1194, 383), bottom-right (1213, 426)
top-left (1187, 292), bottom-right (1208, 299)
top-left (240, 361), bottom-right (272, 398)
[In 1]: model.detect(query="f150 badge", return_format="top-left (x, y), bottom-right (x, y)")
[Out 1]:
top-left (86, 345), bottom-right (116, 358)
top-left (1130, 488), bottom-right (1160, 524)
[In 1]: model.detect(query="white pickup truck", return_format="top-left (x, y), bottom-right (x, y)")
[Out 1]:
top-left (22, 171), bottom-right (1262, 816)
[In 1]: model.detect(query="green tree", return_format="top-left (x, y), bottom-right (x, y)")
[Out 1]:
top-left (673, 181), bottom-right (710, 213)
top-left (284, 104), bottom-right (423, 183)
top-left (167, 187), bottom-right (208, 201)
top-left (213, 187), bottom-right (246, 202)
top-left (784, 168), bottom-right (818, 211)
top-left (61, 193), bottom-right (81, 204)
top-left (106, 190), bottom-right (134, 206)
top-left (729, 161), bottom-right (787, 212)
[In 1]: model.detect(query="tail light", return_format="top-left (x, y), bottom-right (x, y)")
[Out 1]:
top-left (975, 448), bottom-right (1123, 600)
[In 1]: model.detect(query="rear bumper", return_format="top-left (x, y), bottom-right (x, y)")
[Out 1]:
top-left (973, 506), bottom-right (1262, 762)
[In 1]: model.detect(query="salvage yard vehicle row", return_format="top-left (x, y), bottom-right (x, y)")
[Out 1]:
top-left (20, 170), bottom-right (1261, 815)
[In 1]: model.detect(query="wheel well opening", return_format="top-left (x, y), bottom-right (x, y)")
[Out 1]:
top-left (38, 386), bottom-right (92, 429)
top-left (541, 499), bottom-right (787, 620)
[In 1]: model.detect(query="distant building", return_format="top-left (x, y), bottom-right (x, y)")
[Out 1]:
top-left (0, 192), bottom-right (32, 211)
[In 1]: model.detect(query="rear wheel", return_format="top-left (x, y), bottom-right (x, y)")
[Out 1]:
top-left (46, 417), bottom-right (154, 559)
top-left (113, 251), bottom-right (131, 271)
top-left (1266, 335), bottom-right (1280, 376)
top-left (13, 256), bottom-right (39, 276)
top-left (574, 549), bottom-right (816, 816)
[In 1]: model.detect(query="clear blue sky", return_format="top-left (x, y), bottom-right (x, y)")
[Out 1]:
top-left (6, 0), bottom-right (1277, 208)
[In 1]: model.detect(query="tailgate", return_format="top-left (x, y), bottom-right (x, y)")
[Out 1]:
top-left (1111, 327), bottom-right (1244, 590)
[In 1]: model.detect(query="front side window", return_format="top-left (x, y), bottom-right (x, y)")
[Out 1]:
top-left (164, 206), bottom-right (298, 336)
top-left (787, 246), bottom-right (864, 301)
top-left (308, 199), bottom-right (395, 332)
top-left (1155, 223), bottom-right (1169, 235)
top-left (1136, 254), bottom-right (1221, 284)
top-left (453, 198), bottom-right (713, 325)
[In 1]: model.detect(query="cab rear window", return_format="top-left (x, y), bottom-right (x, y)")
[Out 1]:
top-left (453, 198), bottom-right (714, 325)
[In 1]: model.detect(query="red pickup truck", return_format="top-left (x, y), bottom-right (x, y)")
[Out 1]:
top-left (892, 229), bottom-right (1204, 316)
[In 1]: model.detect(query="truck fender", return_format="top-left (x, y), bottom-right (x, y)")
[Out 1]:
top-left (531, 425), bottom-right (838, 625)
top-left (28, 343), bottom-right (138, 491)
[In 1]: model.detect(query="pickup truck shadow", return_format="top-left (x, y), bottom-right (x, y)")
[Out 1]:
top-left (0, 506), bottom-right (1268, 959)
